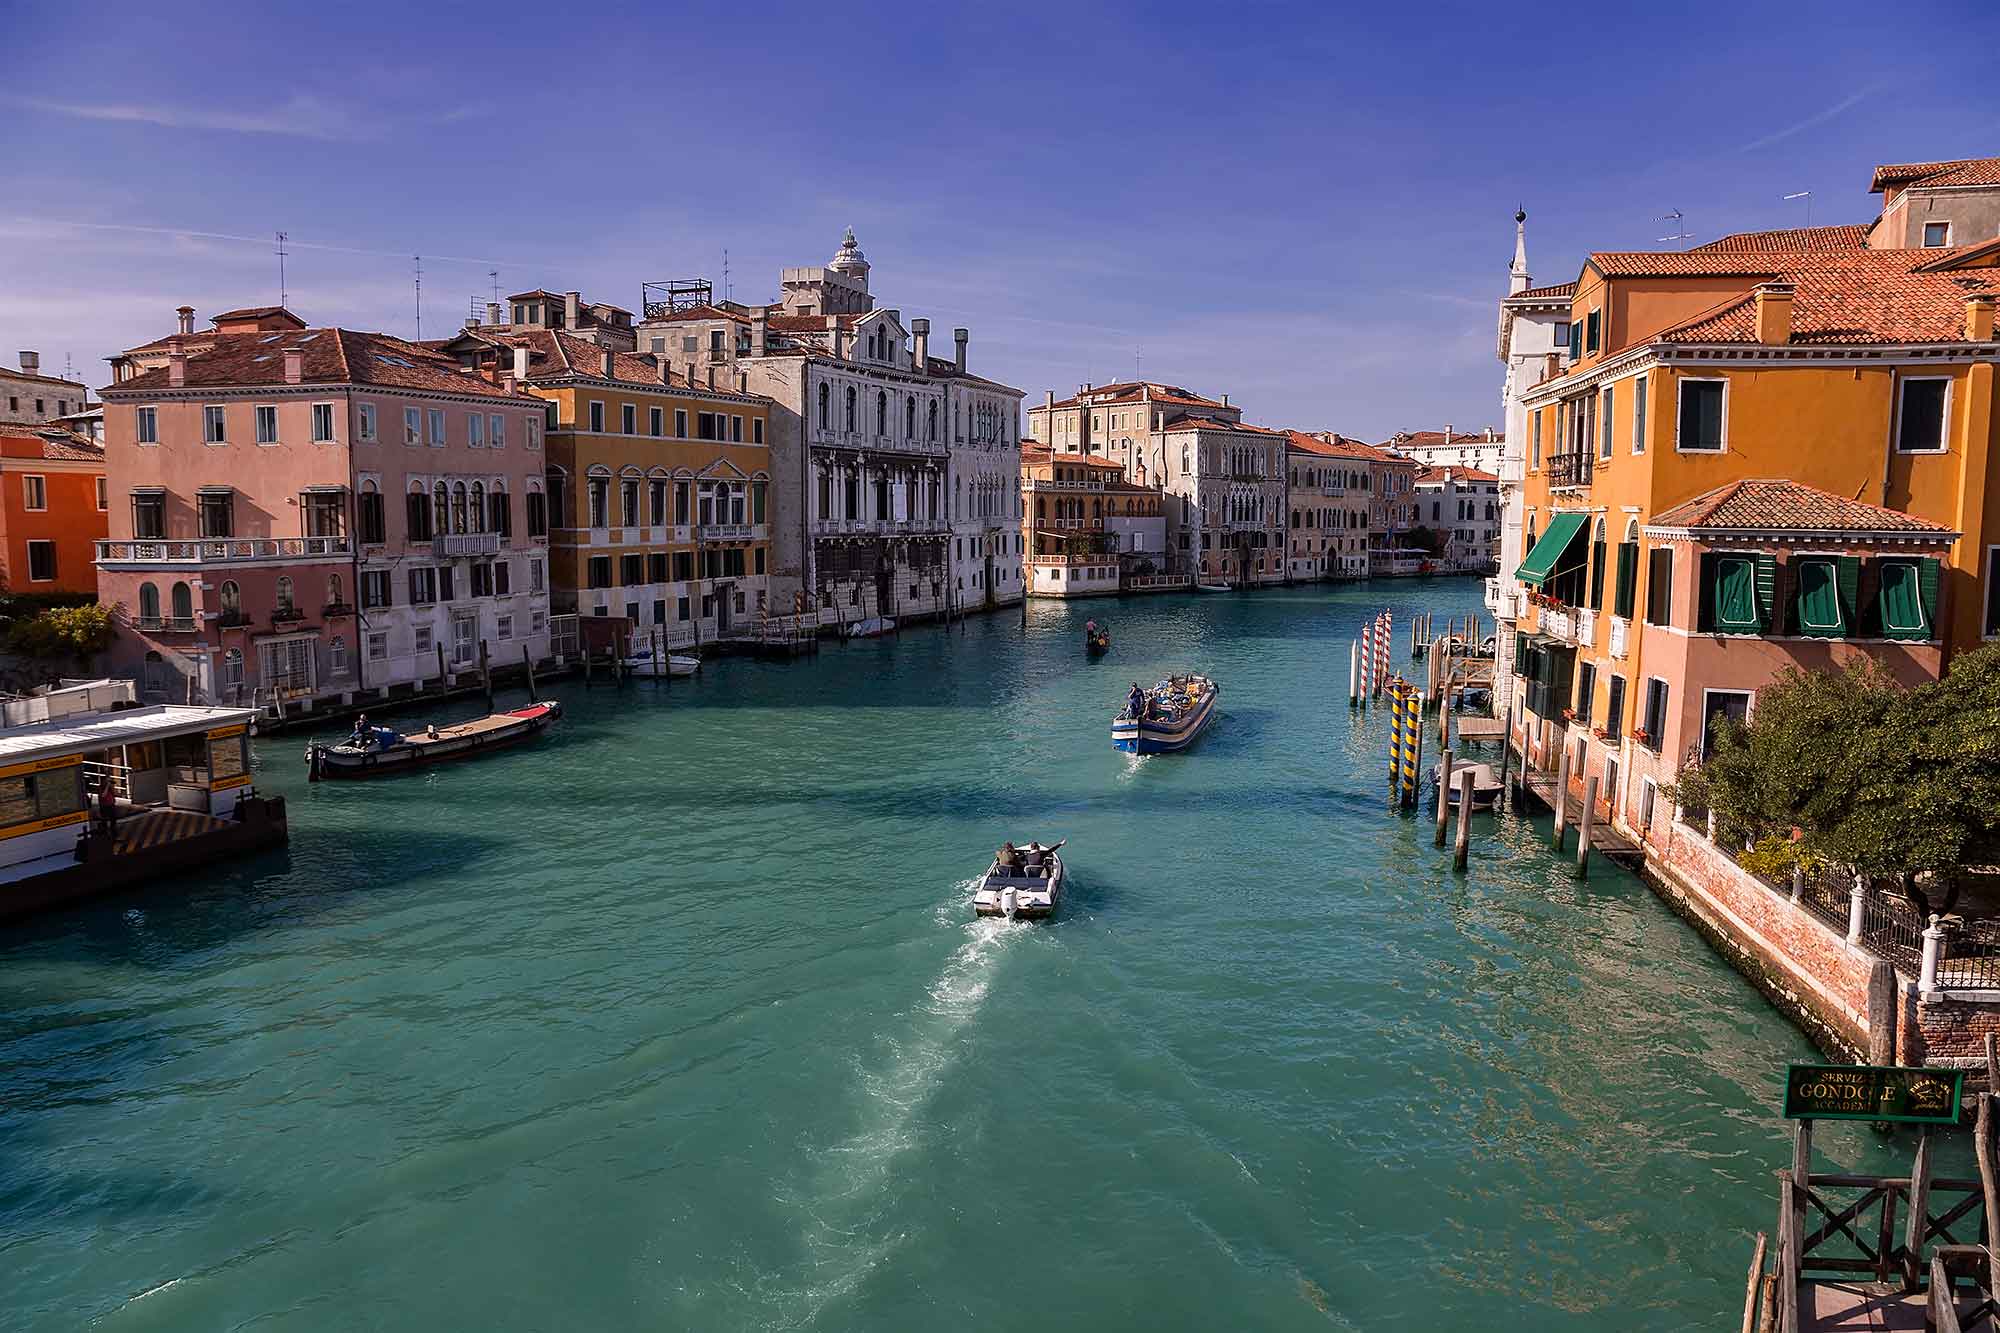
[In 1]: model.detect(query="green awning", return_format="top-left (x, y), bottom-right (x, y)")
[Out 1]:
top-left (1514, 511), bottom-right (1589, 586)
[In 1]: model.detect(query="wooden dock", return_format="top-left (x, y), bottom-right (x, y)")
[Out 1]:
top-left (1520, 767), bottom-right (1646, 868)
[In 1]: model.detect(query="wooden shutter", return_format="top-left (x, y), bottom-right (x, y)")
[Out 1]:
top-left (1835, 556), bottom-right (1860, 637)
top-left (1614, 542), bottom-right (1638, 618)
top-left (1793, 559), bottom-right (1842, 637)
top-left (1877, 560), bottom-right (1927, 640)
top-left (1590, 536), bottom-right (1606, 610)
top-left (1917, 557), bottom-right (1941, 639)
top-left (1753, 553), bottom-right (1776, 631)
top-left (1647, 547), bottom-right (1674, 625)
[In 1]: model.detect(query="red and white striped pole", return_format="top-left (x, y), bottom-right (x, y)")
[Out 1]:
top-left (1374, 612), bottom-right (1390, 697)
top-left (1360, 618), bottom-right (1374, 699)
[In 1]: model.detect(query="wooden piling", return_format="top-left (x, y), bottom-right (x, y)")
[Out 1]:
top-left (1866, 961), bottom-right (1897, 1067)
top-left (1741, 1231), bottom-right (1768, 1333)
top-left (521, 643), bottom-right (537, 699)
top-left (1435, 749), bottom-right (1453, 847)
top-left (1552, 742), bottom-right (1570, 851)
top-left (583, 644), bottom-right (593, 684)
top-left (1576, 775), bottom-right (1598, 873)
top-left (436, 643), bottom-right (447, 689)
top-left (1495, 709), bottom-right (1512, 810)
top-left (479, 639), bottom-right (492, 702)
top-left (1350, 641), bottom-right (1360, 708)
top-left (1453, 768), bottom-right (1474, 872)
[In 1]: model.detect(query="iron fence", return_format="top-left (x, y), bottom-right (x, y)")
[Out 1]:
top-left (1779, 862), bottom-right (2000, 989)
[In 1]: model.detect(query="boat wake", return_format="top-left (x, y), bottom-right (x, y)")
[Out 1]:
top-left (758, 895), bottom-right (1024, 1325)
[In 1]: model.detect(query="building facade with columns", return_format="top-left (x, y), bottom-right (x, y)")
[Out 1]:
top-left (634, 230), bottom-right (1022, 625)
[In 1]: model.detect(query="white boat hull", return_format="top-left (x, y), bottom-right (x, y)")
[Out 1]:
top-left (621, 654), bottom-right (699, 678)
top-left (973, 850), bottom-right (1064, 919)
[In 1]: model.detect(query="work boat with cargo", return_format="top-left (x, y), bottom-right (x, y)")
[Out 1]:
top-left (1111, 674), bottom-right (1219, 754)
top-left (306, 701), bottom-right (561, 779)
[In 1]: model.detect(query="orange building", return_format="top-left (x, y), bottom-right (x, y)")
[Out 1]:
top-left (0, 425), bottom-right (107, 595)
top-left (1505, 155), bottom-right (2000, 846)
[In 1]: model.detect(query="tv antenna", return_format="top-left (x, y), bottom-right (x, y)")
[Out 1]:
top-left (1658, 209), bottom-right (1694, 243)
top-left (275, 230), bottom-right (289, 307)
top-left (413, 255), bottom-right (423, 340)
top-left (489, 268), bottom-right (500, 305)
top-left (722, 248), bottom-right (731, 304)
top-left (1135, 342), bottom-right (1142, 380)
top-left (1782, 190), bottom-right (1814, 226)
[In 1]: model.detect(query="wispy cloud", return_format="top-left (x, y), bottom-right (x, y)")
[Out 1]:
top-left (1738, 88), bottom-right (1875, 154)
top-left (12, 92), bottom-right (371, 141)
top-left (2, 216), bottom-right (521, 269)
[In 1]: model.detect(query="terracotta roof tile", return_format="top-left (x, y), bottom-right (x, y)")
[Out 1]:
top-left (0, 427), bottom-right (105, 462)
top-left (0, 365), bottom-right (88, 390)
top-left (1689, 225), bottom-right (1871, 253)
top-left (1508, 281), bottom-right (1577, 301)
top-left (1161, 414), bottom-right (1281, 435)
top-left (1871, 157), bottom-right (2000, 192)
top-left (1415, 465), bottom-right (1497, 484)
top-left (102, 328), bottom-right (532, 400)
top-left (1655, 247), bottom-right (2000, 345)
top-left (1648, 479), bottom-right (1955, 535)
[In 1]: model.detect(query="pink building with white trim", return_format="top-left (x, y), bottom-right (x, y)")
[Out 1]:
top-left (97, 306), bottom-right (552, 709)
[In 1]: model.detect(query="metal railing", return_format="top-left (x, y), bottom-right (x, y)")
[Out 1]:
top-left (1547, 449), bottom-right (1592, 488)
top-left (434, 532), bottom-right (502, 559)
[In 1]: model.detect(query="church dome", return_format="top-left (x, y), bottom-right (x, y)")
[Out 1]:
top-left (830, 227), bottom-right (869, 277)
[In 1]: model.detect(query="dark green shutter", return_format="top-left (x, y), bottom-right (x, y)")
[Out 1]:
top-left (1835, 556), bottom-right (1860, 637)
top-left (1877, 560), bottom-right (1926, 641)
top-left (1589, 536), bottom-right (1606, 610)
top-left (1793, 559), bottom-right (1844, 637)
top-left (1753, 553), bottom-right (1776, 631)
top-left (1917, 557), bottom-right (1941, 639)
top-left (1705, 555), bottom-right (1758, 632)
top-left (1697, 552), bottom-right (1716, 631)
top-left (1614, 542), bottom-right (1637, 618)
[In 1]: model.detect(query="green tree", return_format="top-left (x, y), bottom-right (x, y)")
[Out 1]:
top-left (5, 602), bottom-right (115, 660)
top-left (1671, 645), bottom-right (2000, 888)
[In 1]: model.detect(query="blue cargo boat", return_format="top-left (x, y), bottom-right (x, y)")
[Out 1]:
top-left (1111, 675), bottom-right (1218, 753)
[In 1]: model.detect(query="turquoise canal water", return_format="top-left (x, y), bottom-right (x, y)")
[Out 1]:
top-left (0, 581), bottom-right (1939, 1329)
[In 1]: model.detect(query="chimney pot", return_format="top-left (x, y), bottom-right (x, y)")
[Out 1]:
top-left (752, 307), bottom-right (769, 358)
top-left (1221, 393), bottom-right (1230, 408)
top-left (17, 351), bottom-right (38, 376)
top-left (487, 301), bottom-right (504, 327)
top-left (512, 345), bottom-right (530, 380)
top-left (168, 352), bottom-right (188, 387)
top-left (464, 317), bottom-right (479, 331)
top-left (176, 306), bottom-right (196, 335)
top-left (953, 327), bottom-right (967, 373)
top-left (1966, 294), bottom-right (1996, 343)
top-left (283, 348), bottom-right (304, 384)
top-left (911, 317), bottom-right (929, 372)
top-left (656, 355), bottom-right (671, 385)
top-left (601, 348), bottom-right (615, 378)
top-left (564, 291), bottom-right (581, 328)
top-left (1753, 281), bottom-right (1797, 345)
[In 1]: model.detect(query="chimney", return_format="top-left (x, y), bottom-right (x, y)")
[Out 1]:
top-left (1443, 423), bottom-right (1453, 444)
top-left (600, 348), bottom-right (615, 379)
top-left (952, 327), bottom-right (967, 373)
top-left (283, 348), bottom-right (304, 384)
top-left (1967, 295), bottom-right (1997, 342)
top-left (705, 366), bottom-right (717, 390)
top-left (912, 317), bottom-right (929, 372)
top-left (657, 355), bottom-right (671, 385)
top-left (1221, 393), bottom-right (1230, 408)
top-left (752, 308), bottom-right (768, 357)
top-left (169, 352), bottom-right (188, 387)
top-left (1753, 281), bottom-right (1796, 345)
top-left (832, 320), bottom-right (849, 361)
top-left (486, 301), bottom-right (503, 326)
top-left (564, 291), bottom-right (581, 328)
top-left (1044, 388), bottom-right (1054, 412)
top-left (463, 317), bottom-right (480, 331)
top-left (18, 351), bottom-right (39, 376)
top-left (736, 371), bottom-right (748, 393)
top-left (512, 345), bottom-right (531, 379)
top-left (176, 306), bottom-right (195, 335)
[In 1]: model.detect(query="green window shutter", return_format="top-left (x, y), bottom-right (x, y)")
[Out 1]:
top-left (1917, 556), bottom-right (1941, 638)
top-left (1877, 560), bottom-right (1927, 640)
top-left (1753, 553), bottom-right (1776, 631)
top-left (1614, 542), bottom-right (1637, 618)
top-left (1835, 557), bottom-right (1860, 637)
top-left (1794, 559), bottom-right (1843, 637)
top-left (1708, 555), bottom-right (1757, 632)
top-left (1589, 538), bottom-right (1606, 609)
top-left (1697, 551), bottom-right (1717, 631)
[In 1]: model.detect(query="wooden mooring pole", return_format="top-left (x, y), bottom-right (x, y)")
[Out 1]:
top-left (1552, 742), bottom-right (1571, 851)
top-left (479, 639), bottom-right (493, 703)
top-left (1495, 705), bottom-right (1513, 810)
top-left (1576, 775), bottom-right (1598, 874)
top-left (1434, 748), bottom-right (1452, 848)
top-left (521, 643), bottom-right (537, 699)
top-left (1453, 768), bottom-right (1474, 872)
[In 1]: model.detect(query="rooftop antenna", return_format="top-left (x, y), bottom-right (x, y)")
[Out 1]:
top-left (489, 268), bottom-right (500, 305)
top-left (1658, 209), bottom-right (1694, 243)
top-left (413, 255), bottom-right (423, 340)
top-left (1782, 190), bottom-right (1814, 227)
top-left (722, 248), bottom-right (731, 304)
top-left (1135, 342), bottom-right (1142, 380)
top-left (275, 230), bottom-right (289, 308)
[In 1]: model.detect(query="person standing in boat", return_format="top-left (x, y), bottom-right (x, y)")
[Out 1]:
top-left (1127, 682), bottom-right (1145, 719)
top-left (96, 772), bottom-right (118, 836)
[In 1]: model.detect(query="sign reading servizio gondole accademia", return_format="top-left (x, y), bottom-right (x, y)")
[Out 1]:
top-left (1783, 1064), bottom-right (1964, 1124)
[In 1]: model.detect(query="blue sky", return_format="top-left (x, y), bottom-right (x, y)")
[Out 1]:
top-left (4, 1), bottom-right (1998, 440)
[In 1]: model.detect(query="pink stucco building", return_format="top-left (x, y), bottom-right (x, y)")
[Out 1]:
top-left (97, 306), bottom-right (553, 708)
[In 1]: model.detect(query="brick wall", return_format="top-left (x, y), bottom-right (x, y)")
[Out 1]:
top-left (1913, 998), bottom-right (2000, 1068)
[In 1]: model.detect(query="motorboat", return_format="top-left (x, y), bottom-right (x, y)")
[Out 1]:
top-left (306, 702), bottom-right (562, 779)
top-left (1432, 760), bottom-right (1503, 809)
top-left (845, 617), bottom-right (896, 639)
top-left (973, 841), bottom-right (1065, 920)
top-left (620, 651), bottom-right (700, 678)
top-left (1195, 582), bottom-right (1233, 594)
top-left (1111, 674), bottom-right (1219, 754)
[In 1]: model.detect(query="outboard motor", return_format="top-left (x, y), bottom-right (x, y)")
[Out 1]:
top-left (1000, 886), bottom-right (1019, 920)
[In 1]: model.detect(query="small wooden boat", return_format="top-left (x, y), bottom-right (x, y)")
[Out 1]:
top-left (620, 652), bottom-right (700, 678)
top-left (306, 702), bottom-right (562, 779)
top-left (1195, 582), bottom-right (1233, 594)
top-left (1111, 674), bottom-right (1219, 754)
top-left (1085, 623), bottom-right (1110, 654)
top-left (1432, 760), bottom-right (1502, 809)
top-left (845, 616), bottom-right (896, 639)
top-left (973, 842), bottom-right (1065, 920)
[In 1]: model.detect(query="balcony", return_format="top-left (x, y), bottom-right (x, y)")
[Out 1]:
top-left (434, 532), bottom-right (502, 559)
top-left (1024, 478), bottom-right (1107, 493)
top-left (322, 601), bottom-right (355, 618)
top-left (1547, 450), bottom-right (1593, 490)
top-left (133, 615), bottom-right (197, 633)
top-left (97, 536), bottom-right (353, 567)
top-left (700, 522), bottom-right (754, 541)
top-left (1040, 518), bottom-right (1104, 532)
top-left (1484, 577), bottom-right (1524, 621)
top-left (1538, 602), bottom-right (1596, 648)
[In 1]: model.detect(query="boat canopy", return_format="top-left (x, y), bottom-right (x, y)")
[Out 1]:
top-left (1514, 511), bottom-right (1589, 587)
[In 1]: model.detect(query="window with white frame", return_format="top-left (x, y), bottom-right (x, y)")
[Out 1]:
top-left (497, 614), bottom-right (513, 640)
top-left (404, 407), bottom-right (421, 445)
top-left (358, 402), bottom-right (377, 442)
top-left (367, 631), bottom-right (388, 662)
top-left (256, 405), bottom-right (278, 444)
top-left (204, 405), bottom-right (227, 444)
top-left (311, 403), bottom-right (335, 443)
top-left (1894, 377), bottom-right (1950, 453)
top-left (1923, 221), bottom-right (1952, 248)
top-left (414, 624), bottom-right (434, 655)
top-left (489, 413), bottom-right (504, 449)
top-left (1675, 379), bottom-right (1725, 452)
top-left (1638, 777), bottom-right (1658, 832)
top-left (428, 409), bottom-right (446, 446)
top-left (469, 414), bottom-right (484, 448)
top-left (136, 406), bottom-right (158, 444)
top-left (1599, 384), bottom-right (1614, 460)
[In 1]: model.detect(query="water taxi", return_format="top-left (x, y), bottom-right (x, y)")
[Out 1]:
top-left (306, 701), bottom-right (562, 779)
top-left (1111, 675), bottom-right (1219, 754)
top-left (973, 841), bottom-right (1065, 920)
top-left (0, 679), bottom-right (285, 923)
top-left (1195, 582), bottom-right (1233, 594)
top-left (620, 651), bottom-right (700, 678)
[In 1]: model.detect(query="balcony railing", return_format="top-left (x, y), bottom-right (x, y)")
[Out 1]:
top-left (133, 615), bottom-right (197, 633)
top-left (1023, 478), bottom-right (1107, 492)
top-left (1484, 576), bottom-right (1524, 620)
top-left (1539, 603), bottom-right (1596, 648)
top-left (1547, 450), bottom-right (1593, 489)
top-left (1041, 518), bottom-right (1103, 532)
top-left (97, 536), bottom-right (353, 565)
top-left (434, 532), bottom-right (502, 559)
top-left (700, 522), bottom-right (754, 541)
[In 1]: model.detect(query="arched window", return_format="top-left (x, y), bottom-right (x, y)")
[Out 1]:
top-left (469, 482), bottom-right (486, 533)
top-left (845, 386), bottom-right (856, 432)
top-left (275, 575), bottom-right (295, 613)
top-left (138, 582), bottom-right (160, 622)
top-left (927, 402), bottom-right (938, 442)
top-left (818, 383), bottom-right (830, 429)
top-left (452, 482), bottom-right (469, 534)
top-left (876, 391), bottom-right (887, 436)
top-left (329, 635), bottom-right (347, 677)
top-left (408, 486), bottom-right (431, 541)
top-left (170, 581), bottom-right (192, 623)
top-left (220, 580), bottom-right (241, 618)
top-left (906, 397), bottom-right (916, 438)
top-left (433, 482), bottom-right (449, 537)
top-left (327, 573), bottom-right (343, 607)
top-left (222, 648), bottom-right (243, 693)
